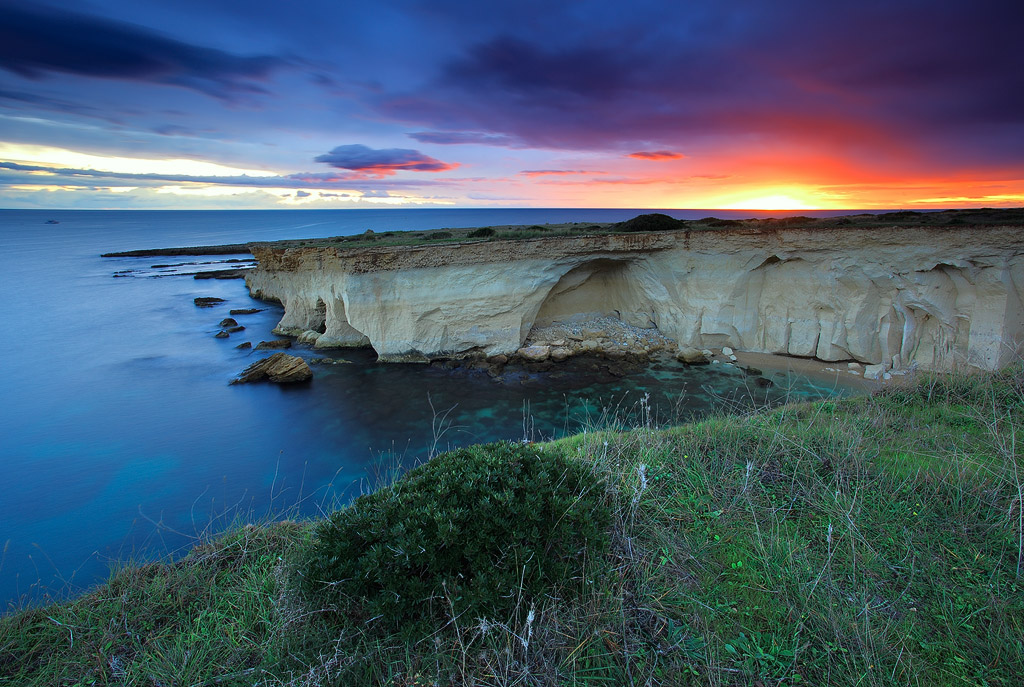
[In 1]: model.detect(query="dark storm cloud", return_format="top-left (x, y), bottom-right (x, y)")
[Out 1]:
top-left (377, 1), bottom-right (1024, 164)
top-left (314, 144), bottom-right (458, 176)
top-left (0, 3), bottom-right (285, 99)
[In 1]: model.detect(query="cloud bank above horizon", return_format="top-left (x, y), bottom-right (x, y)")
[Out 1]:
top-left (1, 0), bottom-right (1022, 210)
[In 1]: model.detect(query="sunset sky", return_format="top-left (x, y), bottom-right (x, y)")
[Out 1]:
top-left (1, 0), bottom-right (1022, 210)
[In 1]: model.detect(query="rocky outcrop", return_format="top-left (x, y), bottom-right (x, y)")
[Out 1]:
top-left (245, 225), bottom-right (1024, 372)
top-left (256, 339), bottom-right (291, 350)
top-left (231, 353), bottom-right (312, 384)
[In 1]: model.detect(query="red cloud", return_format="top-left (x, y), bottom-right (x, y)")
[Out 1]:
top-left (628, 150), bottom-right (685, 161)
top-left (314, 144), bottom-right (458, 177)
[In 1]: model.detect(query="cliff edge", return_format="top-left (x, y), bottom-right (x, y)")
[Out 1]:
top-left (245, 222), bottom-right (1024, 372)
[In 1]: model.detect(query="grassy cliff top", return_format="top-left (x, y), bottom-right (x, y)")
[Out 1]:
top-left (252, 207), bottom-right (1024, 252)
top-left (3, 366), bottom-right (1023, 685)
top-left (102, 207), bottom-right (1024, 257)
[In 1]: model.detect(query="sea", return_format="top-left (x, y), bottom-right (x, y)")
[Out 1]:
top-left (0, 208), bottom-right (865, 611)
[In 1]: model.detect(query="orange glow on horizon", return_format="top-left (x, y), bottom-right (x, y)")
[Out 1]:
top-left (721, 193), bottom-right (821, 211)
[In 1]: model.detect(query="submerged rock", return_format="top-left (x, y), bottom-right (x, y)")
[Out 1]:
top-left (214, 330), bottom-right (229, 338)
top-left (225, 325), bottom-right (245, 333)
top-left (256, 339), bottom-right (292, 350)
top-left (676, 346), bottom-right (709, 364)
top-left (230, 308), bottom-right (263, 315)
top-left (219, 317), bottom-right (238, 327)
top-left (236, 342), bottom-right (252, 349)
top-left (232, 352), bottom-right (312, 384)
top-left (194, 268), bottom-right (249, 280)
top-left (194, 297), bottom-right (225, 307)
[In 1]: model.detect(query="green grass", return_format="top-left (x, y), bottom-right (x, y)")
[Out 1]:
top-left (253, 208), bottom-right (1024, 253)
top-left (2, 367), bottom-right (1023, 685)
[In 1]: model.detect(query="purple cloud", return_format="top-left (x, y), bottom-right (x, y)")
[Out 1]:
top-left (314, 144), bottom-right (458, 176)
top-left (375, 2), bottom-right (1024, 168)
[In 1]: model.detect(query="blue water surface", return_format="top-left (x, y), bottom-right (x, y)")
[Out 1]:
top-left (0, 208), bottom-right (859, 611)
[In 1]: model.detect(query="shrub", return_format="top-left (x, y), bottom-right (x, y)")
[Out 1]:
top-left (697, 216), bottom-right (745, 227)
top-left (614, 213), bottom-right (684, 233)
top-left (467, 227), bottom-right (495, 238)
top-left (303, 442), bottom-right (609, 630)
top-left (427, 231), bottom-right (453, 240)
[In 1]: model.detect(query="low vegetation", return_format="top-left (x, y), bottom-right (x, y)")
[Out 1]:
top-left (2, 366), bottom-right (1023, 685)
top-left (304, 442), bottom-right (609, 633)
top-left (102, 208), bottom-right (1024, 257)
top-left (251, 207), bottom-right (1024, 253)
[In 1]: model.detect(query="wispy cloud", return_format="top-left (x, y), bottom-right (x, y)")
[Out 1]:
top-left (408, 131), bottom-right (525, 147)
top-left (629, 151), bottom-right (684, 160)
top-left (519, 169), bottom-right (605, 177)
top-left (0, 160), bottom-right (450, 191)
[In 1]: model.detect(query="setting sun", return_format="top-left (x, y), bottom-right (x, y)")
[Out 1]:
top-left (721, 193), bottom-right (820, 211)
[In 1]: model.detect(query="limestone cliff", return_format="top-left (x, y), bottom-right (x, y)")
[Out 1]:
top-left (245, 225), bottom-right (1024, 371)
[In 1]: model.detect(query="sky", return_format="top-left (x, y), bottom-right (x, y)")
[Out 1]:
top-left (0, 0), bottom-right (1022, 210)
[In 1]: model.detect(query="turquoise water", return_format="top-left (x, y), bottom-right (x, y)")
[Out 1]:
top-left (0, 208), bottom-right (857, 611)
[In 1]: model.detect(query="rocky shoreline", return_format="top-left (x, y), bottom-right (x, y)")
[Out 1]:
top-left (192, 282), bottom-right (878, 390)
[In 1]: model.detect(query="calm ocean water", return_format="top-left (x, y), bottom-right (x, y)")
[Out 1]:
top-left (0, 208), bottom-right (859, 611)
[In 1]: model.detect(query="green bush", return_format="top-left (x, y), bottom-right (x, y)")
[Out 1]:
top-left (426, 231), bottom-right (453, 240)
top-left (303, 442), bottom-right (609, 630)
top-left (614, 212), bottom-right (684, 232)
top-left (467, 227), bottom-right (495, 238)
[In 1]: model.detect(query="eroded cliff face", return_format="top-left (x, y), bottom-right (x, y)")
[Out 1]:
top-left (245, 226), bottom-right (1024, 371)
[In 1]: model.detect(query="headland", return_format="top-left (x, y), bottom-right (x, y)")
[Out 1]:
top-left (240, 209), bottom-right (1024, 377)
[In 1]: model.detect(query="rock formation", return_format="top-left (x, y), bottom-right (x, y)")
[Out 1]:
top-left (232, 353), bottom-right (312, 384)
top-left (255, 339), bottom-right (291, 350)
top-left (245, 225), bottom-right (1024, 372)
top-left (194, 297), bottom-right (225, 307)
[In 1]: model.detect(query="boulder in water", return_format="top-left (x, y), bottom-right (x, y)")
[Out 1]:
top-left (232, 353), bottom-right (312, 384)
top-left (676, 346), bottom-right (708, 364)
top-left (194, 297), bottom-right (225, 307)
top-left (256, 339), bottom-right (292, 350)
